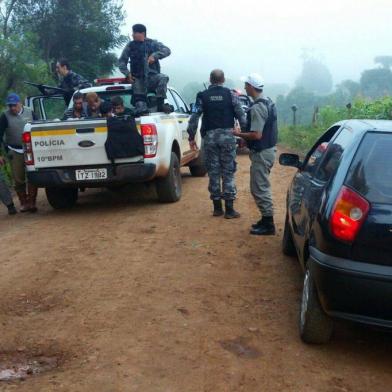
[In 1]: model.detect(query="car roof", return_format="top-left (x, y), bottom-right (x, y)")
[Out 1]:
top-left (338, 119), bottom-right (392, 133)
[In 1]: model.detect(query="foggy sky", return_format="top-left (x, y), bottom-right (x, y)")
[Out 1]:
top-left (121, 0), bottom-right (392, 90)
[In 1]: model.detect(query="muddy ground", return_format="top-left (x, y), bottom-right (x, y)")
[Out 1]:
top-left (0, 151), bottom-right (391, 391)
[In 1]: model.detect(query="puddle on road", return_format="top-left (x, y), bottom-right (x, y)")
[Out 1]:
top-left (0, 352), bottom-right (60, 382)
top-left (220, 337), bottom-right (262, 359)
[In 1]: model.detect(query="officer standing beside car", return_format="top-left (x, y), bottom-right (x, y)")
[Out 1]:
top-left (187, 69), bottom-right (247, 218)
top-left (233, 73), bottom-right (278, 235)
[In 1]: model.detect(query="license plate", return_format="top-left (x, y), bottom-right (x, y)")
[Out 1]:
top-left (75, 168), bottom-right (107, 181)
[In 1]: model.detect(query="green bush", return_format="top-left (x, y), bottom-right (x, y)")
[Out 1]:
top-left (279, 97), bottom-right (392, 152)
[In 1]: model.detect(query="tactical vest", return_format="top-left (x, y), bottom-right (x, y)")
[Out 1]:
top-left (246, 97), bottom-right (278, 151)
top-left (128, 39), bottom-right (161, 78)
top-left (200, 86), bottom-right (235, 135)
top-left (4, 107), bottom-right (34, 148)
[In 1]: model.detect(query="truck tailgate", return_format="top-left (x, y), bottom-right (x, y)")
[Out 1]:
top-left (30, 119), bottom-right (143, 168)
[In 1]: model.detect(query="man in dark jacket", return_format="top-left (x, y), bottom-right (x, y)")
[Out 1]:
top-left (118, 24), bottom-right (171, 114)
top-left (187, 69), bottom-right (247, 218)
top-left (56, 58), bottom-right (91, 105)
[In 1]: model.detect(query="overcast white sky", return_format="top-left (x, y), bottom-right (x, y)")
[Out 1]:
top-left (121, 0), bottom-right (392, 89)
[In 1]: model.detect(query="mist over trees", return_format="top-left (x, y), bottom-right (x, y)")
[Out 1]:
top-left (295, 56), bottom-right (333, 95)
top-left (277, 54), bottom-right (392, 126)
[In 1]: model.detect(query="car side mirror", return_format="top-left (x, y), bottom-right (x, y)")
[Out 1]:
top-left (279, 153), bottom-right (302, 168)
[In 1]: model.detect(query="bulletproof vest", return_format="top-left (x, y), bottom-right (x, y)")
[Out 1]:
top-left (200, 86), bottom-right (235, 135)
top-left (104, 116), bottom-right (144, 164)
top-left (128, 39), bottom-right (160, 78)
top-left (246, 97), bottom-right (278, 151)
top-left (4, 107), bottom-right (33, 148)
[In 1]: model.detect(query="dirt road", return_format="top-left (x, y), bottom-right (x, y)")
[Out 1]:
top-left (0, 151), bottom-right (391, 392)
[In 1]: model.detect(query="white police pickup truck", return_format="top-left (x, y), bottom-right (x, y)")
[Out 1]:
top-left (22, 78), bottom-right (205, 209)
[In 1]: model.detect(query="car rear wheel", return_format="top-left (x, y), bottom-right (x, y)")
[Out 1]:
top-left (282, 213), bottom-right (296, 256)
top-left (45, 187), bottom-right (78, 209)
top-left (156, 152), bottom-right (182, 202)
top-left (299, 267), bottom-right (333, 344)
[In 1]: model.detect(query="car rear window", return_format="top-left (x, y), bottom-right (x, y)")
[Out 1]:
top-left (346, 132), bottom-right (392, 204)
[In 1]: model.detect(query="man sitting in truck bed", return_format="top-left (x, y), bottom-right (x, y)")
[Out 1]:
top-left (111, 96), bottom-right (133, 116)
top-left (62, 92), bottom-right (88, 120)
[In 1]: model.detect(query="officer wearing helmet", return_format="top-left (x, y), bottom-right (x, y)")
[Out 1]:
top-left (233, 73), bottom-right (278, 235)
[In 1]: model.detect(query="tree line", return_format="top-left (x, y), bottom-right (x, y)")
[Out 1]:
top-left (0, 0), bottom-right (126, 105)
top-left (277, 54), bottom-right (392, 126)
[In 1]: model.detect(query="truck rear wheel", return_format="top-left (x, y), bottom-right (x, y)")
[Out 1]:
top-left (156, 152), bottom-right (182, 203)
top-left (45, 187), bottom-right (78, 209)
top-left (189, 150), bottom-right (207, 177)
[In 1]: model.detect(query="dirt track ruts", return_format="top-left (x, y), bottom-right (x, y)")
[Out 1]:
top-left (0, 150), bottom-right (391, 392)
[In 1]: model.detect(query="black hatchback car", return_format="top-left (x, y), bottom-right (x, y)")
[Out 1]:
top-left (280, 120), bottom-right (392, 344)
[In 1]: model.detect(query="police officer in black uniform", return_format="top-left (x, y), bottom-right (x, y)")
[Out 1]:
top-left (188, 69), bottom-right (246, 218)
top-left (118, 24), bottom-right (171, 114)
top-left (56, 59), bottom-right (91, 105)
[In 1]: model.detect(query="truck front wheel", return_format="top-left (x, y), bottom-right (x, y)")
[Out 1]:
top-left (45, 187), bottom-right (78, 209)
top-left (156, 152), bottom-right (182, 203)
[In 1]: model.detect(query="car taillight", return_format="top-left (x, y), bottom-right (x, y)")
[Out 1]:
top-left (22, 131), bottom-right (34, 165)
top-left (330, 186), bottom-right (370, 243)
top-left (141, 124), bottom-right (158, 158)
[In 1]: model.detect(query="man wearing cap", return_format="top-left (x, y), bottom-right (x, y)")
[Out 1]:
top-left (233, 73), bottom-right (278, 235)
top-left (187, 69), bottom-right (247, 218)
top-left (56, 58), bottom-right (91, 106)
top-left (0, 93), bottom-right (38, 212)
top-left (118, 24), bottom-right (171, 114)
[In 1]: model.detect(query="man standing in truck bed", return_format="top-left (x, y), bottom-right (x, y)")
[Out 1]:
top-left (118, 23), bottom-right (171, 114)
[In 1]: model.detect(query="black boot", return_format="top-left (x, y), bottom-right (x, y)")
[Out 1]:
top-left (224, 200), bottom-right (240, 219)
top-left (134, 101), bottom-right (150, 116)
top-left (250, 216), bottom-right (276, 235)
top-left (157, 98), bottom-right (174, 114)
top-left (7, 203), bottom-right (17, 215)
top-left (212, 200), bottom-right (224, 217)
top-left (251, 218), bottom-right (263, 229)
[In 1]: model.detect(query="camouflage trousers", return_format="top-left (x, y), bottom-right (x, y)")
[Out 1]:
top-left (133, 72), bottom-right (169, 99)
top-left (203, 129), bottom-right (237, 201)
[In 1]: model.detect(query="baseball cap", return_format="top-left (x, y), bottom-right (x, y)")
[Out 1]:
top-left (6, 93), bottom-right (21, 105)
top-left (241, 73), bottom-right (265, 90)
